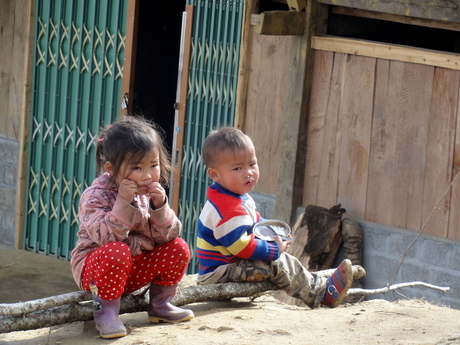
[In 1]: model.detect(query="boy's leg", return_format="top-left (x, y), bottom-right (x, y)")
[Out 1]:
top-left (268, 254), bottom-right (353, 308)
top-left (198, 253), bottom-right (327, 308)
top-left (270, 253), bottom-right (327, 308)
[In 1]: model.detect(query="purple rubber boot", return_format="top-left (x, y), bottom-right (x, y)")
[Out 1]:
top-left (148, 284), bottom-right (194, 323)
top-left (92, 294), bottom-right (127, 338)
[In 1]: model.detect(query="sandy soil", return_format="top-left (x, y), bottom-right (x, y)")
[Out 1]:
top-left (2, 294), bottom-right (460, 345)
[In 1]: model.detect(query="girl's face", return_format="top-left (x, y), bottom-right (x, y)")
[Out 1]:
top-left (207, 146), bottom-right (259, 195)
top-left (115, 149), bottom-right (161, 195)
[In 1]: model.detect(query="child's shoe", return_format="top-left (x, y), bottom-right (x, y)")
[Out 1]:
top-left (92, 294), bottom-right (127, 338)
top-left (148, 284), bottom-right (194, 323)
top-left (322, 259), bottom-right (353, 308)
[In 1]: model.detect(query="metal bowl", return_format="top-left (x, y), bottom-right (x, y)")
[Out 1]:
top-left (253, 219), bottom-right (292, 241)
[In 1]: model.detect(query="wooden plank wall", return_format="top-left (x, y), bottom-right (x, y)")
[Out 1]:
top-left (319, 0), bottom-right (460, 24)
top-left (304, 49), bottom-right (460, 240)
top-left (0, 0), bottom-right (33, 140)
top-left (244, 32), bottom-right (299, 195)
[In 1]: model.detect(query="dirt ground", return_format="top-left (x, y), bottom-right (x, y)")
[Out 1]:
top-left (2, 294), bottom-right (460, 345)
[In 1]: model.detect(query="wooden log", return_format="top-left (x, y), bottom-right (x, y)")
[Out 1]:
top-left (341, 218), bottom-right (364, 303)
top-left (302, 204), bottom-right (346, 271)
top-left (0, 267), bottom-right (366, 333)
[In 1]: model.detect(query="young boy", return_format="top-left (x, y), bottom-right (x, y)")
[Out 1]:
top-left (196, 127), bottom-right (352, 308)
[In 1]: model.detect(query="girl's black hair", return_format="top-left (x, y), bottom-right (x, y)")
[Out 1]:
top-left (95, 115), bottom-right (172, 187)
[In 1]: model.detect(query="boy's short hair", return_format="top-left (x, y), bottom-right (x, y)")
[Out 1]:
top-left (202, 127), bottom-right (253, 168)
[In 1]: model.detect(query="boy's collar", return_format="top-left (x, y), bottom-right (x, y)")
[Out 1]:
top-left (212, 182), bottom-right (245, 197)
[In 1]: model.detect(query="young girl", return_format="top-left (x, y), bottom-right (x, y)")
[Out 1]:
top-left (70, 116), bottom-right (193, 339)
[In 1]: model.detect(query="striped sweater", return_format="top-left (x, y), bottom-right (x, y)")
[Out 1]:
top-left (196, 183), bottom-right (279, 275)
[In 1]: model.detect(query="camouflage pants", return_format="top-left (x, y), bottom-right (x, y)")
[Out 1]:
top-left (196, 252), bottom-right (327, 308)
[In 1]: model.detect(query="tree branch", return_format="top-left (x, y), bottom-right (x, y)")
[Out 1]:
top-left (0, 265), bottom-right (448, 334)
top-left (348, 281), bottom-right (450, 296)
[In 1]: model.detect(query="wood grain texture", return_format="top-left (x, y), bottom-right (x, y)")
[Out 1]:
top-left (234, 0), bottom-right (259, 130)
top-left (319, 0), bottom-right (460, 23)
top-left (303, 50), bottom-right (345, 208)
top-left (0, 0), bottom-right (26, 139)
top-left (422, 67), bottom-right (459, 237)
top-left (312, 35), bottom-right (460, 71)
top-left (245, 33), bottom-right (296, 195)
top-left (448, 91), bottom-right (460, 240)
top-left (316, 52), bottom-right (346, 208)
top-left (394, 63), bottom-right (433, 231)
top-left (305, 48), bottom-right (460, 237)
top-left (331, 6), bottom-right (460, 32)
top-left (365, 58), bottom-right (396, 225)
top-left (336, 54), bottom-right (375, 219)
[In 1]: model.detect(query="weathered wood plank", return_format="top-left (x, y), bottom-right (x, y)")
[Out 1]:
top-left (336, 54), bottom-right (375, 219)
top-left (315, 52), bottom-right (346, 208)
top-left (0, 0), bottom-right (15, 138)
top-left (366, 61), bottom-right (434, 230)
top-left (119, 0), bottom-right (139, 117)
top-left (171, 5), bottom-right (194, 213)
top-left (290, 1), bottom-right (329, 223)
top-left (312, 35), bottom-right (460, 71)
top-left (331, 6), bottom-right (460, 32)
top-left (273, 32), bottom-right (307, 222)
top-left (422, 68), bottom-right (459, 237)
top-left (373, 62), bottom-right (433, 230)
top-left (365, 59), bottom-right (400, 225)
top-left (448, 92), bottom-right (460, 240)
top-left (319, 0), bottom-right (460, 24)
top-left (303, 50), bottom-right (346, 208)
top-left (397, 63), bottom-right (433, 231)
top-left (234, 0), bottom-right (259, 130)
top-left (253, 11), bottom-right (305, 36)
top-left (303, 50), bottom-right (335, 206)
top-left (245, 33), bottom-right (291, 195)
top-left (8, 0), bottom-right (35, 249)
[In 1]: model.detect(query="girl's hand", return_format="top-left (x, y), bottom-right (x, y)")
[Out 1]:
top-left (117, 179), bottom-right (138, 203)
top-left (274, 236), bottom-right (292, 255)
top-left (148, 182), bottom-right (166, 209)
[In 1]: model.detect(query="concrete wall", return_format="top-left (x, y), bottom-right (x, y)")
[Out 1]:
top-left (252, 192), bottom-right (460, 310)
top-left (0, 136), bottom-right (19, 247)
top-left (358, 219), bottom-right (459, 309)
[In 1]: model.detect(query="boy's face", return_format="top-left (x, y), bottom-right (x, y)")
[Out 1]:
top-left (207, 146), bottom-right (259, 195)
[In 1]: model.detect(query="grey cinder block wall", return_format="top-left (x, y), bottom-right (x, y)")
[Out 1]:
top-left (358, 219), bottom-right (459, 309)
top-left (0, 137), bottom-right (18, 247)
top-left (251, 192), bottom-right (460, 310)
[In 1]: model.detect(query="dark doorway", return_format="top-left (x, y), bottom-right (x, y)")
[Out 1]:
top-left (132, 1), bottom-right (186, 152)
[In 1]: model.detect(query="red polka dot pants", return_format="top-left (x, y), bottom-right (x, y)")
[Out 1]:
top-left (81, 238), bottom-right (191, 300)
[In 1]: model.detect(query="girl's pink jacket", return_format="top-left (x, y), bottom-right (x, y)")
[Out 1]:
top-left (70, 173), bottom-right (181, 289)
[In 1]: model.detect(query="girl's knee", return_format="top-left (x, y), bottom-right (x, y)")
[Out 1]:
top-left (163, 238), bottom-right (190, 256)
top-left (97, 242), bottom-right (132, 266)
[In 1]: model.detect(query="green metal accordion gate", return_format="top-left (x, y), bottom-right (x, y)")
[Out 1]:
top-left (23, 0), bottom-right (244, 267)
top-left (180, 0), bottom-right (244, 273)
top-left (24, 0), bottom-right (127, 259)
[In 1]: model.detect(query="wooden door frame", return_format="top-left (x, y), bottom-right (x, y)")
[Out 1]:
top-left (170, 5), bottom-right (193, 213)
top-left (120, 0), bottom-right (140, 118)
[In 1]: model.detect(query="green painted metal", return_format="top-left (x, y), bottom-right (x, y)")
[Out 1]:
top-left (24, 0), bottom-right (127, 259)
top-left (180, 0), bottom-right (244, 273)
